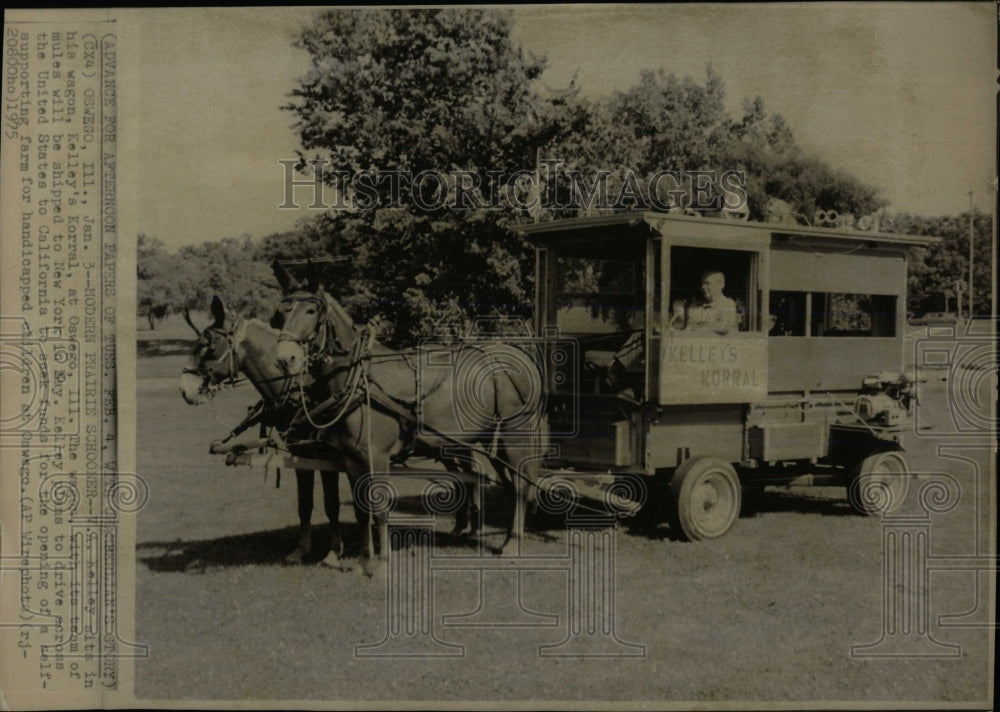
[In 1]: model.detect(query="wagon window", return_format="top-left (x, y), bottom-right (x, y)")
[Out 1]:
top-left (769, 291), bottom-right (807, 336)
top-left (669, 246), bottom-right (759, 333)
top-left (555, 257), bottom-right (641, 335)
top-left (557, 257), bottom-right (636, 296)
top-left (810, 293), bottom-right (896, 337)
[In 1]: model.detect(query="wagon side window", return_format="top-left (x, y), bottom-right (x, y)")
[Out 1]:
top-left (811, 293), bottom-right (896, 337)
top-left (555, 256), bottom-right (639, 334)
top-left (768, 291), bottom-right (807, 336)
top-left (668, 246), bottom-right (759, 334)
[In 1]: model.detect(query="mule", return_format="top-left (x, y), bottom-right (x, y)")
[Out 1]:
top-left (270, 261), bottom-right (544, 562)
top-left (179, 296), bottom-right (356, 569)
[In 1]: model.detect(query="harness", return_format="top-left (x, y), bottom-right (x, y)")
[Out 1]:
top-left (183, 326), bottom-right (243, 393)
top-left (278, 297), bottom-right (340, 356)
top-left (209, 298), bottom-right (613, 519)
top-left (281, 298), bottom-right (544, 492)
top-left (189, 321), bottom-right (299, 450)
top-left (292, 325), bottom-right (381, 430)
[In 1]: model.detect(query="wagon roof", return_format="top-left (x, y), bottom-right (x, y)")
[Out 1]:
top-left (519, 212), bottom-right (941, 248)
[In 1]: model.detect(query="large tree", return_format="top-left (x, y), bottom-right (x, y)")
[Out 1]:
top-left (280, 10), bottom-right (895, 344)
top-left (546, 67), bottom-right (887, 220)
top-left (282, 9), bottom-right (566, 345)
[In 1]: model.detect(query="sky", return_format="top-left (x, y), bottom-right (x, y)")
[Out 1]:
top-left (126, 4), bottom-right (997, 250)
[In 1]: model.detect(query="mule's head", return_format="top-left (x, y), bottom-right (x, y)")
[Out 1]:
top-left (180, 296), bottom-right (241, 405)
top-left (272, 259), bottom-right (332, 376)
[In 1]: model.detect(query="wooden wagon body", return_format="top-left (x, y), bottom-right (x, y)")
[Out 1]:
top-left (522, 212), bottom-right (938, 538)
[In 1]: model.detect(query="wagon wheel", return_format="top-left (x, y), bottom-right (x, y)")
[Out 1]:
top-left (848, 450), bottom-right (910, 516)
top-left (667, 456), bottom-right (741, 541)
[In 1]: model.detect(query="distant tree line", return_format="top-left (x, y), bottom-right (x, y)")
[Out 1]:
top-left (897, 211), bottom-right (992, 317)
top-left (137, 233), bottom-right (276, 329)
top-left (137, 9), bottom-right (992, 336)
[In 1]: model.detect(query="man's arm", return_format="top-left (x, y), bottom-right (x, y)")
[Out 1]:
top-left (711, 299), bottom-right (739, 335)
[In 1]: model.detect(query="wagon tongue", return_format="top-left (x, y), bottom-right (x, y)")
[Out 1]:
top-left (537, 471), bottom-right (642, 516)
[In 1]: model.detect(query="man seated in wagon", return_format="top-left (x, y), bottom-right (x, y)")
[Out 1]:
top-left (598, 269), bottom-right (740, 400)
top-left (678, 270), bottom-right (739, 335)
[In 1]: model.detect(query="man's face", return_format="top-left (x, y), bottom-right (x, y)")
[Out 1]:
top-left (701, 273), bottom-right (724, 301)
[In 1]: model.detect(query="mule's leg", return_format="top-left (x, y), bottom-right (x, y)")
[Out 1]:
top-left (448, 481), bottom-right (479, 536)
top-left (492, 441), bottom-right (521, 555)
top-left (371, 459), bottom-right (391, 564)
top-left (444, 456), bottom-right (478, 536)
top-left (344, 460), bottom-right (374, 573)
top-left (449, 483), bottom-right (467, 535)
top-left (494, 436), bottom-right (540, 555)
top-left (319, 470), bottom-right (348, 570)
top-left (286, 469), bottom-right (314, 563)
top-left (466, 481), bottom-right (480, 535)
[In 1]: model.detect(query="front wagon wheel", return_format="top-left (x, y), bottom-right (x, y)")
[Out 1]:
top-left (668, 456), bottom-right (741, 541)
top-left (848, 450), bottom-right (911, 516)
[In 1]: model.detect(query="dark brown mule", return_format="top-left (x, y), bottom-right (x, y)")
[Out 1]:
top-left (271, 262), bottom-right (544, 563)
top-left (179, 296), bottom-right (356, 569)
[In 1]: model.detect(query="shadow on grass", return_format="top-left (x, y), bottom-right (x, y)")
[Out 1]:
top-left (138, 338), bottom-right (195, 358)
top-left (137, 494), bottom-right (528, 573)
top-left (754, 489), bottom-right (854, 516)
top-left (621, 488), bottom-right (857, 542)
top-left (139, 525), bottom-right (313, 573)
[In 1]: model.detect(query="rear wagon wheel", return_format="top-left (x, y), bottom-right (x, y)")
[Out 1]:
top-left (849, 450), bottom-right (910, 516)
top-left (668, 456), bottom-right (741, 541)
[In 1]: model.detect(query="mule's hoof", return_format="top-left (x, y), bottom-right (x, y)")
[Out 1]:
top-left (284, 546), bottom-right (309, 564)
top-left (490, 536), bottom-right (519, 556)
top-left (360, 555), bottom-right (388, 580)
top-left (319, 552), bottom-right (351, 571)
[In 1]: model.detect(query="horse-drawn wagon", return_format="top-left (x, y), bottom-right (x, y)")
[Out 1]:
top-left (522, 211), bottom-right (937, 540)
top-left (183, 209), bottom-right (938, 562)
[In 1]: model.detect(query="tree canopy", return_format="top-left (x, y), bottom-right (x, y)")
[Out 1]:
top-left (273, 9), bottom-right (892, 344)
top-left (276, 9), bottom-right (563, 344)
top-left (136, 233), bottom-right (278, 329)
top-left (139, 9), bottom-right (989, 337)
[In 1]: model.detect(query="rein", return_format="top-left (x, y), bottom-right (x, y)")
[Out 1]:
top-left (294, 325), bottom-right (375, 430)
top-left (278, 293), bottom-right (570, 510)
top-left (190, 320), bottom-right (296, 401)
top-left (278, 296), bottom-right (345, 359)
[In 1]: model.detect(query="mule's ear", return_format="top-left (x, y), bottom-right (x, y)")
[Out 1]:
top-left (304, 259), bottom-right (320, 293)
top-left (272, 260), bottom-right (293, 292)
top-left (182, 308), bottom-right (201, 336)
top-left (210, 295), bottom-right (227, 328)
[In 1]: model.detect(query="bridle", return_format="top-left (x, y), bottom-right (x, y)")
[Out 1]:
top-left (183, 325), bottom-right (243, 395)
top-left (277, 294), bottom-right (352, 362)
